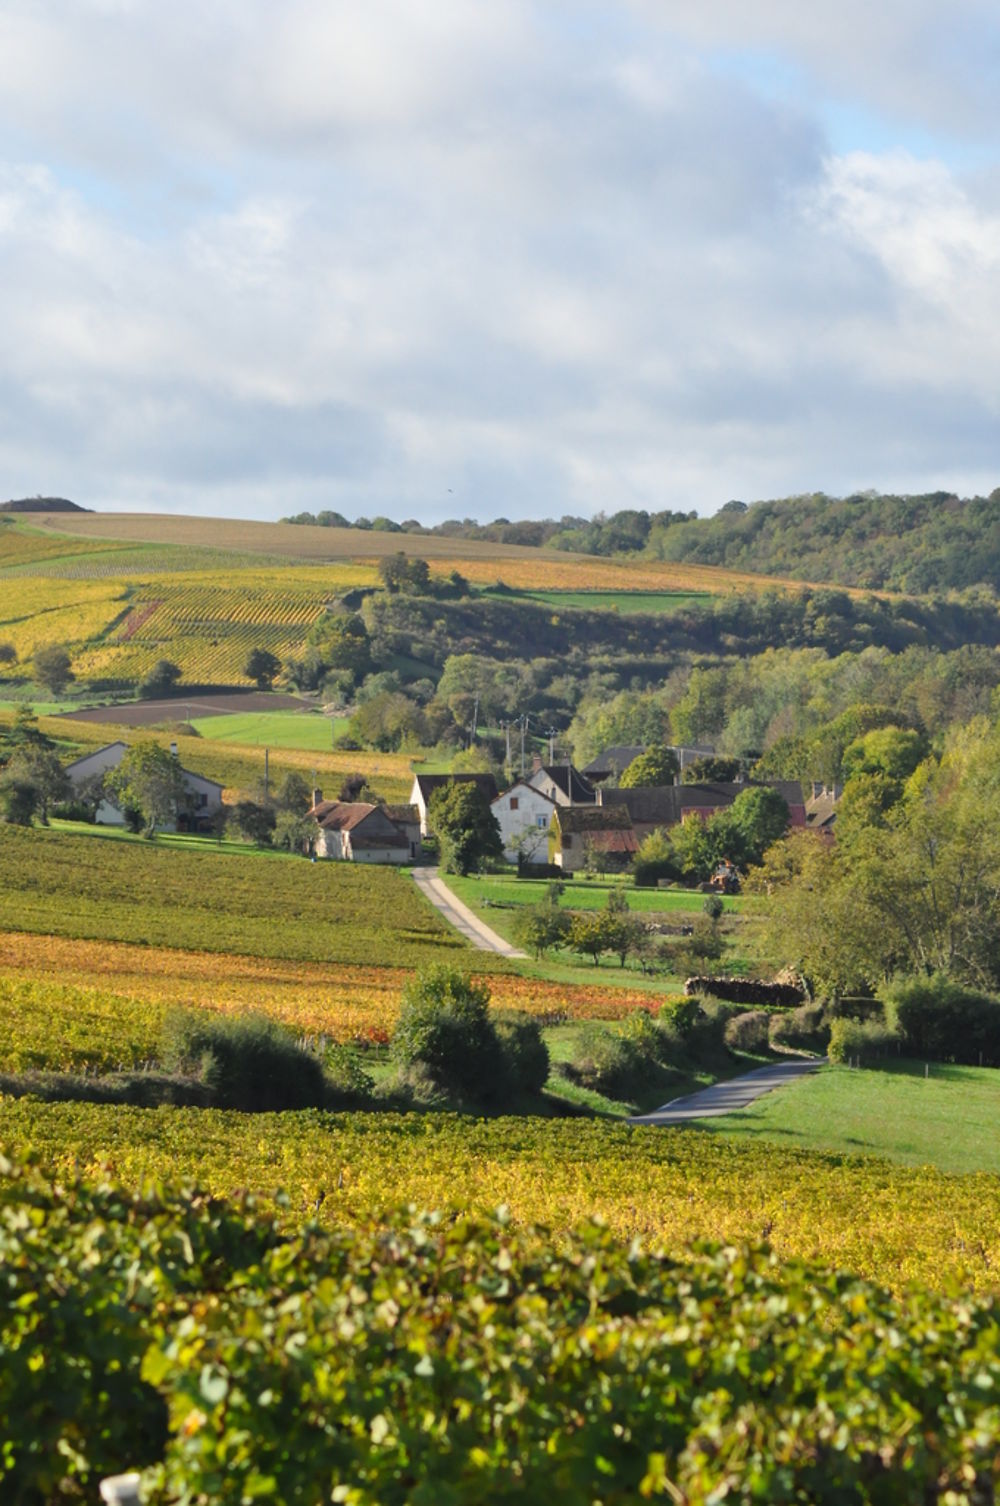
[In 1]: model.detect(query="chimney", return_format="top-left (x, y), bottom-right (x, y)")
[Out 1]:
top-left (312, 788), bottom-right (323, 808)
top-left (169, 741), bottom-right (178, 759)
top-left (531, 753), bottom-right (543, 773)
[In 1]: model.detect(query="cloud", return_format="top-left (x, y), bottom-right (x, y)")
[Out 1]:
top-left (0, 2), bottom-right (997, 519)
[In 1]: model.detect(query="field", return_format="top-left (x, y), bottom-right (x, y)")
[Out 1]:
top-left (480, 587), bottom-right (715, 612)
top-left (445, 872), bottom-right (743, 916)
top-left (0, 929), bottom-right (657, 1072)
top-left (25, 509), bottom-right (802, 594)
top-left (3, 711), bottom-right (417, 802)
top-left (0, 826), bottom-right (471, 968)
top-left (0, 517), bottom-right (117, 570)
top-left (2, 1101), bottom-right (998, 1292)
top-left (707, 1059), bottom-right (1000, 1175)
top-left (190, 708), bottom-right (349, 750)
top-left (0, 576), bottom-right (129, 661)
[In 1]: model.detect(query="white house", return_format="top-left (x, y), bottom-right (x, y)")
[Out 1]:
top-left (526, 761), bottom-right (597, 807)
top-left (65, 741), bottom-right (224, 831)
top-left (490, 781), bottom-right (556, 865)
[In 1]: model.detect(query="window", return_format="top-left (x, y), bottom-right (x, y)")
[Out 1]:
top-left (536, 815), bottom-right (546, 827)
top-left (510, 797), bottom-right (519, 810)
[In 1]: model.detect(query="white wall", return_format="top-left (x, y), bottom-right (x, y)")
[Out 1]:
top-left (492, 783), bottom-right (554, 864)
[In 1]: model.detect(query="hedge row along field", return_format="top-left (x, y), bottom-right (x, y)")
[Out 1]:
top-left (3, 1105), bottom-right (998, 1294)
top-left (0, 828), bottom-right (475, 968)
top-left (0, 934), bottom-right (650, 1072)
top-left (5, 1161), bottom-right (1000, 1505)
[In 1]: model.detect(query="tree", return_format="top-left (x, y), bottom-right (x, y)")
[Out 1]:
top-left (273, 810), bottom-right (316, 855)
top-left (377, 553), bottom-right (431, 594)
top-left (726, 786), bottom-right (789, 867)
top-left (3, 746), bottom-right (69, 824)
top-left (275, 771), bottom-right (313, 811)
top-left (513, 902), bottom-right (571, 958)
top-left (138, 659), bottom-right (182, 698)
top-left (0, 642), bottom-right (16, 667)
top-left (0, 777), bottom-right (39, 825)
top-left (620, 746), bottom-right (680, 788)
top-left (681, 755), bottom-right (741, 784)
top-left (107, 743), bottom-right (187, 836)
top-left (428, 782), bottom-right (503, 876)
top-left (0, 705), bottom-right (55, 757)
top-left (32, 644), bottom-right (74, 695)
top-left (227, 800), bottom-right (277, 846)
top-left (245, 648), bottom-right (282, 690)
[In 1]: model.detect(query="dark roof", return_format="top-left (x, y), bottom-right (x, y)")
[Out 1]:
top-left (413, 772), bottom-right (499, 802)
top-left (382, 803), bottom-right (420, 825)
top-left (602, 780), bottom-right (804, 825)
top-left (557, 804), bottom-right (634, 835)
top-left (600, 786), bottom-right (686, 824)
top-left (806, 791), bottom-right (837, 829)
top-left (309, 800), bottom-right (380, 831)
top-left (534, 764), bottom-right (596, 802)
top-left (581, 745), bottom-right (646, 778)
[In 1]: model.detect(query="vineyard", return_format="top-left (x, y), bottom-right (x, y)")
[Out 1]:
top-left (0, 577), bottom-right (129, 662)
top-left (0, 827), bottom-right (474, 968)
top-left (0, 932), bottom-right (654, 1072)
top-left (2, 1102), bottom-right (999, 1292)
top-left (0, 518), bottom-right (116, 571)
top-left (6, 1167), bottom-right (1000, 1505)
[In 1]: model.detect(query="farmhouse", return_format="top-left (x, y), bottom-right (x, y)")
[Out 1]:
top-left (64, 740), bottom-right (224, 831)
top-left (306, 799), bottom-right (419, 863)
top-left (549, 804), bottom-right (638, 873)
top-left (599, 779), bottom-right (806, 840)
top-left (490, 780), bottom-right (556, 864)
top-left (409, 772), bottom-right (499, 836)
top-left (526, 761), bottom-right (596, 806)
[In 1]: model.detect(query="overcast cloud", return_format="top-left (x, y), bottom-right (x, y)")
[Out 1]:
top-left (0, 1), bottom-right (997, 521)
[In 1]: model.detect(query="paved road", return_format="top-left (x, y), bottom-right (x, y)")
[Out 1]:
top-left (411, 867), bottom-right (528, 958)
top-left (629, 1058), bottom-right (823, 1125)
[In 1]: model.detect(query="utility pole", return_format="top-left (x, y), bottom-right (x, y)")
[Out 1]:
top-left (469, 693), bottom-right (480, 746)
top-left (519, 712), bottom-right (529, 777)
top-left (546, 727), bottom-right (557, 763)
top-left (264, 747), bottom-right (269, 800)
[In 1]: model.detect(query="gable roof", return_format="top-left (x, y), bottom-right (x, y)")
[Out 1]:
top-left (412, 772), bottom-right (499, 803)
top-left (382, 803), bottom-right (421, 826)
top-left (600, 785), bottom-right (687, 824)
top-left (530, 764), bottom-right (596, 802)
top-left (581, 745), bottom-right (647, 779)
top-left (65, 740), bottom-right (128, 773)
top-left (492, 780), bottom-right (556, 808)
top-left (556, 804), bottom-right (634, 834)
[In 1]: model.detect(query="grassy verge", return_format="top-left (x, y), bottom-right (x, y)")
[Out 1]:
top-left (191, 710), bottom-right (350, 750)
top-left (702, 1059), bottom-right (1000, 1175)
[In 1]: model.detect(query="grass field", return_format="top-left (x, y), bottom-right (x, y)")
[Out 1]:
top-left (445, 872), bottom-right (742, 916)
top-left (191, 709), bottom-right (350, 750)
top-left (706, 1060), bottom-right (1000, 1175)
top-left (0, 825), bottom-right (477, 969)
top-left (479, 587), bottom-right (714, 613)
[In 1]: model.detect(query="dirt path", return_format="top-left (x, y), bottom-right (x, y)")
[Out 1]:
top-left (629, 1058), bottom-right (823, 1125)
top-left (411, 867), bottom-right (527, 958)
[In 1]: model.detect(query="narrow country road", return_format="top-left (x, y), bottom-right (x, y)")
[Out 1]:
top-left (411, 867), bottom-right (528, 958)
top-left (629, 1058), bottom-right (823, 1125)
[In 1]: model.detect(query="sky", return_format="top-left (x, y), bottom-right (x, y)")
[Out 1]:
top-left (0, 1), bottom-right (999, 524)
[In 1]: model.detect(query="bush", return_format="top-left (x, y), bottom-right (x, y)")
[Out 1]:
top-left (161, 1012), bottom-right (328, 1112)
top-left (567, 1010), bottom-right (676, 1100)
top-left (724, 1010), bottom-right (771, 1054)
top-left (392, 967), bottom-right (502, 1104)
top-left (658, 994), bottom-right (702, 1037)
top-left (881, 973), bottom-right (1000, 1065)
top-left (768, 1003), bottom-right (830, 1053)
top-left (828, 1015), bottom-right (901, 1065)
top-left (494, 1013), bottom-right (550, 1094)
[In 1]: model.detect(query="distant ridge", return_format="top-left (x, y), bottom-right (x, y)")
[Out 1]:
top-left (0, 496), bottom-right (91, 513)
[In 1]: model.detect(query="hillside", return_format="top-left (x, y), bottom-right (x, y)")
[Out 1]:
top-left (647, 489), bottom-right (1000, 593)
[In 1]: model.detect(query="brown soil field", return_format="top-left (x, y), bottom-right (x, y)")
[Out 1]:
top-left (54, 691), bottom-right (315, 725)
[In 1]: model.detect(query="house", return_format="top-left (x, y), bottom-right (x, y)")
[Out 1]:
top-left (549, 804), bottom-right (638, 873)
top-left (526, 760), bottom-right (596, 807)
top-left (581, 743), bottom-right (716, 783)
top-left (409, 772), bottom-right (499, 836)
top-left (64, 740), bottom-right (224, 832)
top-left (805, 786), bottom-right (838, 839)
top-left (306, 799), bottom-right (417, 863)
top-left (383, 803), bottom-right (423, 856)
top-left (599, 780), bottom-right (807, 841)
top-left (490, 780), bottom-right (556, 864)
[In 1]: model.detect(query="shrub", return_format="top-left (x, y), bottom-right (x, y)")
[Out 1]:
top-left (768, 1003), bottom-right (830, 1053)
top-left (568, 1010), bottom-right (676, 1099)
top-left (828, 1015), bottom-right (901, 1066)
top-left (392, 967), bottom-right (502, 1103)
top-left (724, 1010), bottom-right (771, 1054)
top-left (494, 1013), bottom-right (550, 1094)
top-left (658, 994), bottom-right (701, 1038)
top-left (881, 974), bottom-right (1000, 1065)
top-left (160, 1012), bottom-right (328, 1112)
